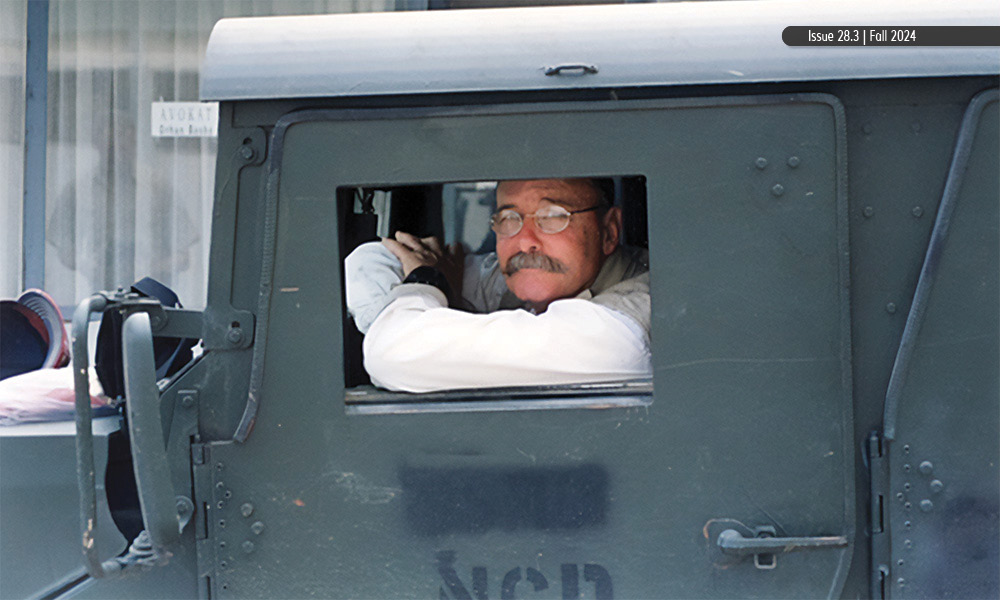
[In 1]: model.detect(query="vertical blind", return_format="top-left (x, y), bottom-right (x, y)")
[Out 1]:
top-left (1, 2), bottom-right (26, 299)
top-left (5, 0), bottom-right (398, 308)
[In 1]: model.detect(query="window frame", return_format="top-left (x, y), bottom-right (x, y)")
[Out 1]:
top-left (243, 94), bottom-right (847, 423)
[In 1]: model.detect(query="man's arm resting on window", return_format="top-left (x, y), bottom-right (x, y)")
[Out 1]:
top-left (363, 285), bottom-right (651, 393)
top-left (344, 242), bottom-right (405, 334)
top-left (345, 241), bottom-right (503, 332)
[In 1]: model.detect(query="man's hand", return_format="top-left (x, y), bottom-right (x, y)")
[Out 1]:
top-left (382, 232), bottom-right (465, 295)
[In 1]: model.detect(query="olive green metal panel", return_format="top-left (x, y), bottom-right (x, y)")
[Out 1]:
top-left (886, 91), bottom-right (999, 598)
top-left (0, 419), bottom-right (125, 599)
top-left (200, 97), bottom-right (852, 598)
top-left (837, 80), bottom-right (984, 598)
top-left (58, 548), bottom-right (199, 600)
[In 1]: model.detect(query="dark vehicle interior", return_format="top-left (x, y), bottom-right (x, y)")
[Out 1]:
top-left (337, 176), bottom-right (649, 390)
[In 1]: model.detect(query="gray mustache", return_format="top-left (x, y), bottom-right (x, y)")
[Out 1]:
top-left (503, 252), bottom-right (566, 275)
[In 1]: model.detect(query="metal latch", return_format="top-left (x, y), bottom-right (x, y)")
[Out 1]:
top-left (706, 519), bottom-right (848, 570)
top-left (718, 526), bottom-right (848, 570)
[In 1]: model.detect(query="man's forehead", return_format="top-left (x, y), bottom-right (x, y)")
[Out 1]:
top-left (496, 178), bottom-right (598, 207)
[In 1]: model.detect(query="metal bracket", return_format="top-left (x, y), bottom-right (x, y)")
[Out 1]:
top-left (751, 526), bottom-right (778, 570)
top-left (202, 307), bottom-right (255, 351)
top-left (92, 292), bottom-right (205, 341)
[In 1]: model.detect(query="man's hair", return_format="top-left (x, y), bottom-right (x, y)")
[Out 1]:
top-left (495, 177), bottom-right (615, 209)
top-left (588, 178), bottom-right (615, 212)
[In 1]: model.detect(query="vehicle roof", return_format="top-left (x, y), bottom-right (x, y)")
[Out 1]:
top-left (200, 0), bottom-right (1000, 102)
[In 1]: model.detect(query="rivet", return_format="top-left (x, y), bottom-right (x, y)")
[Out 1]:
top-left (863, 123), bottom-right (874, 135)
top-left (903, 463), bottom-right (911, 471)
top-left (219, 520), bottom-right (226, 528)
top-left (755, 157), bottom-right (768, 170)
top-left (904, 502), bottom-right (912, 510)
top-left (251, 521), bottom-right (265, 535)
top-left (896, 492), bottom-right (905, 501)
top-left (912, 206), bottom-right (924, 218)
top-left (886, 303), bottom-right (897, 314)
top-left (220, 561), bottom-right (227, 569)
top-left (242, 541), bottom-right (255, 554)
top-left (920, 499), bottom-right (934, 512)
top-left (919, 461), bottom-right (933, 475)
top-left (862, 206), bottom-right (874, 218)
top-left (150, 315), bottom-right (164, 329)
top-left (216, 482), bottom-right (225, 490)
top-left (216, 463), bottom-right (224, 471)
top-left (903, 445), bottom-right (911, 453)
top-left (904, 520), bottom-right (912, 528)
top-left (911, 121), bottom-right (921, 133)
top-left (240, 145), bottom-right (255, 161)
top-left (930, 480), bottom-right (944, 493)
top-left (771, 184), bottom-right (785, 197)
top-left (904, 539), bottom-right (913, 549)
top-left (897, 559), bottom-right (905, 566)
top-left (241, 503), bottom-right (254, 518)
top-left (898, 578), bottom-right (905, 587)
top-left (787, 156), bottom-right (800, 168)
top-left (224, 490), bottom-right (232, 499)
top-left (219, 541), bottom-right (226, 548)
top-left (217, 501), bottom-right (224, 509)
top-left (181, 395), bottom-right (195, 408)
top-left (903, 483), bottom-right (911, 491)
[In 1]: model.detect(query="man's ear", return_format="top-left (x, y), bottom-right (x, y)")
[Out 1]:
top-left (601, 207), bottom-right (622, 255)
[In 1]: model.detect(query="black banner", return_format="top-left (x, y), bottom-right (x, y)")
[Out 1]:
top-left (783, 26), bottom-right (1000, 47)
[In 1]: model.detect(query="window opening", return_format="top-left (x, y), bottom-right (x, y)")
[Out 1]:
top-left (339, 176), bottom-right (651, 412)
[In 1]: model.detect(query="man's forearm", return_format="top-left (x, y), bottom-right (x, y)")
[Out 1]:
top-left (363, 286), bottom-right (651, 393)
top-left (344, 242), bottom-right (404, 334)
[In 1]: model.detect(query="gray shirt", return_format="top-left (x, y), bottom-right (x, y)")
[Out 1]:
top-left (460, 246), bottom-right (650, 343)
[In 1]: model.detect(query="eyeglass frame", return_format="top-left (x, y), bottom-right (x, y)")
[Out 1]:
top-left (489, 204), bottom-right (603, 237)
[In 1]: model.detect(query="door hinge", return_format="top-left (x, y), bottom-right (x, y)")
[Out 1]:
top-left (192, 440), bottom-right (217, 598)
top-left (869, 431), bottom-right (891, 599)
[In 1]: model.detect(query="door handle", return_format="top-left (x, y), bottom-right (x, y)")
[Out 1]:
top-left (543, 63), bottom-right (598, 76)
top-left (717, 528), bottom-right (848, 556)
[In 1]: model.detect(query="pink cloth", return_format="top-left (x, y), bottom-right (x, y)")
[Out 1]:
top-left (0, 366), bottom-right (111, 426)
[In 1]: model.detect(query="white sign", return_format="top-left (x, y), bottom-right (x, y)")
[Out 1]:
top-left (151, 102), bottom-right (219, 138)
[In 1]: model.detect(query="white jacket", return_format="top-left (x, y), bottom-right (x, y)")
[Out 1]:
top-left (345, 242), bottom-right (650, 392)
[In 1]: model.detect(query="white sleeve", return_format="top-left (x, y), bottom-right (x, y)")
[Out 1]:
top-left (363, 285), bottom-right (651, 393)
top-left (344, 242), bottom-right (404, 334)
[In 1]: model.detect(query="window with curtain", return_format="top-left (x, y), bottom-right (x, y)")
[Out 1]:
top-left (36, 0), bottom-right (399, 310)
top-left (1, 1), bottom-right (26, 299)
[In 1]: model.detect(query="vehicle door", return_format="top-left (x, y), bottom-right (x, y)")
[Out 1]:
top-left (198, 94), bottom-right (855, 598)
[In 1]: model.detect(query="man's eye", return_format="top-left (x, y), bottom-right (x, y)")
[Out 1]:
top-left (535, 215), bottom-right (569, 233)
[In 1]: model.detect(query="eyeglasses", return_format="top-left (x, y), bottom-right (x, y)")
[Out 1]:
top-left (490, 205), bottom-right (601, 237)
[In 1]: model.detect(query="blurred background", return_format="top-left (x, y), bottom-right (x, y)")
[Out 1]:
top-left (1, 0), bottom-right (669, 312)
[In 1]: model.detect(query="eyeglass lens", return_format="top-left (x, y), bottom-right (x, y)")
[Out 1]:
top-left (491, 207), bottom-right (573, 237)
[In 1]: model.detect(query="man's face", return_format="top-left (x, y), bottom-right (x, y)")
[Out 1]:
top-left (495, 179), bottom-right (620, 310)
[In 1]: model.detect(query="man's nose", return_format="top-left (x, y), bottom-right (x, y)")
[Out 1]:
top-left (511, 217), bottom-right (543, 252)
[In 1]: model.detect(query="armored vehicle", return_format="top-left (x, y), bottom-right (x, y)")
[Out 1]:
top-left (2, 0), bottom-right (997, 598)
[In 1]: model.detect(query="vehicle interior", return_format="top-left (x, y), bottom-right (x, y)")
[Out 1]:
top-left (336, 176), bottom-right (649, 392)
